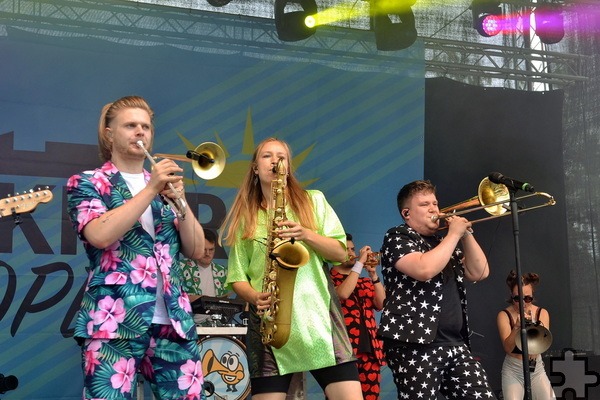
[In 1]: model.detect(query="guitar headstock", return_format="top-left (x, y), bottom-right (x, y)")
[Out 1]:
top-left (0, 187), bottom-right (54, 218)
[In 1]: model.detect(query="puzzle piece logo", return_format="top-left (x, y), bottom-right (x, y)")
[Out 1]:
top-left (549, 348), bottom-right (600, 399)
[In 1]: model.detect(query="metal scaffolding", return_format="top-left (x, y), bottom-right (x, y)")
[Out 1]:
top-left (0, 0), bottom-right (588, 89)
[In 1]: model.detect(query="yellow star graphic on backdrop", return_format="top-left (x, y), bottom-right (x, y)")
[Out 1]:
top-left (178, 108), bottom-right (318, 188)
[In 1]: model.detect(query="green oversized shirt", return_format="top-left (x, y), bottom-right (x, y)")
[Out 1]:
top-left (226, 190), bottom-right (353, 375)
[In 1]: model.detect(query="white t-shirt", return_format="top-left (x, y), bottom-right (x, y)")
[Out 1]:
top-left (198, 264), bottom-right (216, 297)
top-left (121, 172), bottom-right (170, 325)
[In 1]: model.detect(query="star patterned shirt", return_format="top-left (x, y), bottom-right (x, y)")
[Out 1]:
top-left (377, 224), bottom-right (470, 346)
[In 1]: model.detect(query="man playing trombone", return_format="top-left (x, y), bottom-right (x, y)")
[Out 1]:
top-left (378, 180), bottom-right (497, 400)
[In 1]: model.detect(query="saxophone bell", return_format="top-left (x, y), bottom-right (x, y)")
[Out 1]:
top-left (270, 240), bottom-right (310, 269)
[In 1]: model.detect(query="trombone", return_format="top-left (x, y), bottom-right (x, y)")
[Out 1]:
top-left (137, 141), bottom-right (226, 220)
top-left (432, 177), bottom-right (556, 225)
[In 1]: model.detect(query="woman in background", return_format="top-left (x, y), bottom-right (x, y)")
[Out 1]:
top-left (497, 270), bottom-right (556, 399)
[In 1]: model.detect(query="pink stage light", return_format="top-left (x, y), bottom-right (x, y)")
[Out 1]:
top-left (481, 14), bottom-right (502, 36)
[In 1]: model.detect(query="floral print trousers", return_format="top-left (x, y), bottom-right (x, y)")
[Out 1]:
top-left (81, 324), bottom-right (204, 400)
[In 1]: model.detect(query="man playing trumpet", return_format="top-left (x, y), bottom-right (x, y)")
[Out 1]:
top-left (330, 233), bottom-right (386, 400)
top-left (66, 95), bottom-right (205, 400)
top-left (379, 180), bottom-right (497, 400)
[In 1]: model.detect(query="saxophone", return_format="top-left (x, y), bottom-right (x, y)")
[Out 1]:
top-left (260, 158), bottom-right (310, 348)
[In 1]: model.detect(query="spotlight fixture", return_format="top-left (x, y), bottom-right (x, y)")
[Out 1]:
top-left (274, 0), bottom-right (318, 42)
top-left (371, 0), bottom-right (418, 51)
top-left (535, 3), bottom-right (565, 44)
top-left (471, 0), bottom-right (503, 37)
top-left (207, 0), bottom-right (231, 6)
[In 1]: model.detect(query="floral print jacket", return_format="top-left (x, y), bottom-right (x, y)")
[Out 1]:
top-left (67, 161), bottom-right (196, 341)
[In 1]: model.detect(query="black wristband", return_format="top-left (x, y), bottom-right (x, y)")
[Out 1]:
top-left (372, 278), bottom-right (381, 284)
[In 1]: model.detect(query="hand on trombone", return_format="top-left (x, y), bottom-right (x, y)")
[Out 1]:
top-left (442, 214), bottom-right (474, 239)
top-left (148, 158), bottom-right (185, 199)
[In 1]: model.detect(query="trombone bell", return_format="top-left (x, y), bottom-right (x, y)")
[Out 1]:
top-left (435, 177), bottom-right (510, 220)
top-left (154, 142), bottom-right (226, 180)
top-left (477, 177), bottom-right (510, 216)
top-left (186, 142), bottom-right (226, 180)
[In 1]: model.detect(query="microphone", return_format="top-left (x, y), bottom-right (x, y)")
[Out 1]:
top-left (186, 150), bottom-right (215, 164)
top-left (488, 172), bottom-right (535, 193)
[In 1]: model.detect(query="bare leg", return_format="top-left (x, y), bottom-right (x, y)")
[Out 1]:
top-left (250, 392), bottom-right (288, 400)
top-left (324, 380), bottom-right (364, 400)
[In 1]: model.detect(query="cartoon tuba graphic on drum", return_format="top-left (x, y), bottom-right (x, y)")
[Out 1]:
top-left (199, 336), bottom-right (250, 399)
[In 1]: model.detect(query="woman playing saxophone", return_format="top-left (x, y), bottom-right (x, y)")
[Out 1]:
top-left (221, 138), bottom-right (363, 400)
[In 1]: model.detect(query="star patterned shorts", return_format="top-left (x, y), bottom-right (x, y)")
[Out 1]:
top-left (385, 343), bottom-right (497, 400)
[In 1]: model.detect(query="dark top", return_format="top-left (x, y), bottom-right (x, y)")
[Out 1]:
top-left (502, 307), bottom-right (544, 354)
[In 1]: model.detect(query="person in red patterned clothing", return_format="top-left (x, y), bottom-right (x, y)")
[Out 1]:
top-left (330, 233), bottom-right (386, 400)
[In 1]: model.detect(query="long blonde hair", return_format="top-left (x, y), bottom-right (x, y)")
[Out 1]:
top-left (220, 138), bottom-right (316, 246)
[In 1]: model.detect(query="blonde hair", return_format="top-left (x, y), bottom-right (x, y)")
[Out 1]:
top-left (220, 137), bottom-right (316, 246)
top-left (97, 95), bottom-right (154, 162)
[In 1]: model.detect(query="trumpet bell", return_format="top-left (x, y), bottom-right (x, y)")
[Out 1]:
top-left (478, 177), bottom-right (510, 216)
top-left (515, 324), bottom-right (553, 354)
top-left (186, 142), bottom-right (226, 180)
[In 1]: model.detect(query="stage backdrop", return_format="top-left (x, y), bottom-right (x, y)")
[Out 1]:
top-left (425, 77), bottom-right (570, 394)
top-left (0, 2), bottom-right (424, 399)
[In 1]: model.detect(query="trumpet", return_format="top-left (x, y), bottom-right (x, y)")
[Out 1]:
top-left (347, 251), bottom-right (380, 267)
top-left (137, 141), bottom-right (188, 220)
top-left (432, 177), bottom-right (556, 226)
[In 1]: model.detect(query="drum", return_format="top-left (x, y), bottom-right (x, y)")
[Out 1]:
top-left (198, 336), bottom-right (251, 400)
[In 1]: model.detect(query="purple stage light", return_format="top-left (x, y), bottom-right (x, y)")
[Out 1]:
top-left (482, 14), bottom-right (502, 36)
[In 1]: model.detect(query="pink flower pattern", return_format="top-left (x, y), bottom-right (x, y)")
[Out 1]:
top-left (179, 292), bottom-right (192, 313)
top-left (177, 360), bottom-right (203, 395)
top-left (76, 199), bottom-right (105, 233)
top-left (130, 255), bottom-right (158, 288)
top-left (104, 271), bottom-right (127, 285)
top-left (83, 340), bottom-right (104, 376)
top-left (90, 171), bottom-right (112, 196)
top-left (67, 174), bottom-right (81, 189)
top-left (100, 241), bottom-right (121, 272)
top-left (154, 243), bottom-right (173, 294)
top-left (93, 296), bottom-right (126, 333)
top-left (110, 357), bottom-right (136, 393)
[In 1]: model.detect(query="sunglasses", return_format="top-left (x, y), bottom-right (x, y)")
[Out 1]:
top-left (512, 295), bottom-right (534, 303)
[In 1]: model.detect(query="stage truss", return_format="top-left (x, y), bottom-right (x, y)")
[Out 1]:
top-left (0, 0), bottom-right (588, 89)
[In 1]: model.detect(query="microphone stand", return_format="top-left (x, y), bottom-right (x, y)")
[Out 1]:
top-left (508, 188), bottom-right (532, 400)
